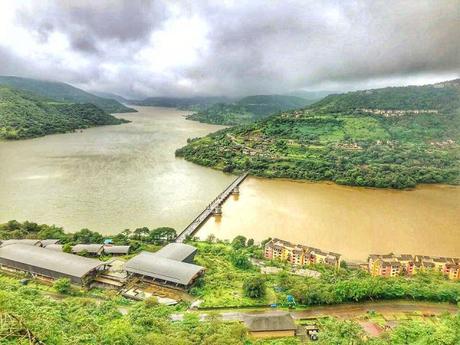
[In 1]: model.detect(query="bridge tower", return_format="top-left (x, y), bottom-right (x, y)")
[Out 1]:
top-left (231, 186), bottom-right (240, 195)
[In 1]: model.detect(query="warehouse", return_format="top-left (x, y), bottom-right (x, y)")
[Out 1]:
top-left (0, 239), bottom-right (42, 247)
top-left (243, 313), bottom-right (297, 339)
top-left (103, 245), bottom-right (130, 255)
top-left (125, 243), bottom-right (204, 288)
top-left (125, 251), bottom-right (204, 288)
top-left (72, 244), bottom-right (104, 256)
top-left (0, 244), bottom-right (108, 285)
top-left (155, 243), bottom-right (197, 263)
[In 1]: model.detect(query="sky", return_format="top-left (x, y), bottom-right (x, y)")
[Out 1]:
top-left (0, 0), bottom-right (458, 99)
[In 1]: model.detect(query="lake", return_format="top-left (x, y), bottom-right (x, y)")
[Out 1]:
top-left (0, 106), bottom-right (458, 261)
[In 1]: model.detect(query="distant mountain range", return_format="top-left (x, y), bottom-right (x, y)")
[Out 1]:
top-left (129, 96), bottom-right (232, 108)
top-left (185, 94), bottom-right (317, 125)
top-left (0, 76), bottom-right (136, 114)
top-left (176, 79), bottom-right (460, 189)
top-left (126, 92), bottom-right (330, 125)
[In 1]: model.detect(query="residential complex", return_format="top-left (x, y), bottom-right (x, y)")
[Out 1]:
top-left (368, 253), bottom-right (460, 280)
top-left (264, 238), bottom-right (341, 269)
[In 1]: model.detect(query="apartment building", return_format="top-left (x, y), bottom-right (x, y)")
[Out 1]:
top-left (264, 238), bottom-right (341, 269)
top-left (368, 253), bottom-right (460, 280)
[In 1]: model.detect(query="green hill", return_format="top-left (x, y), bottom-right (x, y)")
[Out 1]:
top-left (0, 76), bottom-right (136, 113)
top-left (0, 86), bottom-right (129, 140)
top-left (176, 80), bottom-right (460, 188)
top-left (130, 96), bottom-right (231, 108)
top-left (186, 94), bottom-right (314, 125)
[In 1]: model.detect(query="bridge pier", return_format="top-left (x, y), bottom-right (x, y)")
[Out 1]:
top-left (213, 204), bottom-right (222, 215)
top-left (175, 172), bottom-right (248, 243)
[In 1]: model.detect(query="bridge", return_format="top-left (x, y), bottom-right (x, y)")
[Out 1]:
top-left (175, 172), bottom-right (248, 243)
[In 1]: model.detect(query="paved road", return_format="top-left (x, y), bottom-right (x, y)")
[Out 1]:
top-left (171, 300), bottom-right (459, 322)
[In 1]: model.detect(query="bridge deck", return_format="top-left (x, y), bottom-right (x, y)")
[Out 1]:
top-left (175, 173), bottom-right (248, 243)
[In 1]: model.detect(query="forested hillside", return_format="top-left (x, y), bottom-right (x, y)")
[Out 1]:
top-left (0, 76), bottom-right (136, 113)
top-left (129, 96), bottom-right (231, 108)
top-left (186, 94), bottom-right (314, 125)
top-left (0, 86), bottom-right (129, 140)
top-left (176, 80), bottom-right (460, 188)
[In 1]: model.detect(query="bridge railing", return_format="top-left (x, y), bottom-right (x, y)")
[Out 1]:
top-left (175, 172), bottom-right (248, 242)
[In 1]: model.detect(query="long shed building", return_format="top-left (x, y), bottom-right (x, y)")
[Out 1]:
top-left (0, 244), bottom-right (107, 285)
top-left (125, 243), bottom-right (203, 288)
top-left (154, 243), bottom-right (197, 263)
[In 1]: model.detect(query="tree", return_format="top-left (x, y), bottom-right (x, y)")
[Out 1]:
top-left (231, 235), bottom-right (247, 250)
top-left (133, 227), bottom-right (150, 240)
top-left (318, 319), bottom-right (365, 345)
top-left (72, 228), bottom-right (103, 244)
top-left (53, 278), bottom-right (72, 294)
top-left (37, 225), bottom-right (66, 240)
top-left (148, 227), bottom-right (177, 244)
top-left (243, 276), bottom-right (266, 299)
top-left (230, 252), bottom-right (252, 270)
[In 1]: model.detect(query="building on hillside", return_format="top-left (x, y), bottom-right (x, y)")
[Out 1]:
top-left (0, 239), bottom-right (42, 247)
top-left (445, 263), bottom-right (460, 280)
top-left (103, 245), bottom-right (130, 255)
top-left (368, 253), bottom-right (460, 280)
top-left (72, 244), bottom-right (104, 256)
top-left (0, 244), bottom-right (108, 285)
top-left (264, 238), bottom-right (341, 269)
top-left (243, 312), bottom-right (297, 339)
top-left (124, 243), bottom-right (204, 289)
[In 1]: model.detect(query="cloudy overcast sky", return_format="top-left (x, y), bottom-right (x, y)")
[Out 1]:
top-left (0, 0), bottom-right (458, 98)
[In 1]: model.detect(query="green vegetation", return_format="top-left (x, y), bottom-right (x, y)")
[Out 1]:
top-left (0, 222), bottom-right (459, 344)
top-left (186, 95), bottom-right (314, 125)
top-left (0, 220), bottom-right (176, 254)
top-left (315, 315), bottom-right (460, 345)
top-left (176, 80), bottom-right (460, 188)
top-left (0, 274), bottom-right (458, 345)
top-left (53, 278), bottom-right (72, 294)
top-left (243, 276), bottom-right (266, 299)
top-left (0, 76), bottom-right (136, 113)
top-left (191, 240), bottom-right (460, 308)
top-left (0, 276), bottom-right (248, 344)
top-left (0, 86), bottom-right (130, 140)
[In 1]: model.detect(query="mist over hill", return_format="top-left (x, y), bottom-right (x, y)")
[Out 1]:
top-left (0, 86), bottom-right (128, 140)
top-left (0, 76), bottom-right (136, 114)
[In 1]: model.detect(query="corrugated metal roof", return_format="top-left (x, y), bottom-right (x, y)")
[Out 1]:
top-left (40, 239), bottom-right (60, 247)
top-left (72, 244), bottom-right (103, 254)
top-left (243, 313), bottom-right (297, 332)
top-left (0, 239), bottom-right (41, 247)
top-left (103, 245), bottom-right (130, 254)
top-left (0, 244), bottom-right (105, 278)
top-left (44, 244), bottom-right (63, 252)
top-left (125, 251), bottom-right (204, 286)
top-left (155, 243), bottom-right (197, 262)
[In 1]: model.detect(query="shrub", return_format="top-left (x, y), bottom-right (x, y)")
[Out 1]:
top-left (53, 278), bottom-right (72, 294)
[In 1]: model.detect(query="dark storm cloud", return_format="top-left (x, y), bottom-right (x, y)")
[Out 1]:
top-left (2, 0), bottom-right (459, 98)
top-left (183, 0), bottom-right (460, 95)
